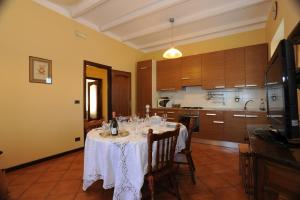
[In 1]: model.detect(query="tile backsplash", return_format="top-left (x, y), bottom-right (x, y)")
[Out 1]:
top-left (157, 86), bottom-right (267, 111)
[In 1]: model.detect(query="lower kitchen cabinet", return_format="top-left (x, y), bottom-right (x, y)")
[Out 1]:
top-left (198, 110), bottom-right (268, 143)
top-left (199, 111), bottom-right (224, 140)
top-left (151, 108), bottom-right (182, 122)
top-left (224, 111), bottom-right (247, 143)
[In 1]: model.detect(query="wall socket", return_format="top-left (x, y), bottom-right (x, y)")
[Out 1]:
top-left (75, 137), bottom-right (80, 142)
top-left (74, 100), bottom-right (80, 104)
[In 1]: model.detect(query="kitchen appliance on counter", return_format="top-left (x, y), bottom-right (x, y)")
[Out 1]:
top-left (157, 97), bottom-right (170, 108)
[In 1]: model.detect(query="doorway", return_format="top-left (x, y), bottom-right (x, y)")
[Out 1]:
top-left (83, 61), bottom-right (112, 134)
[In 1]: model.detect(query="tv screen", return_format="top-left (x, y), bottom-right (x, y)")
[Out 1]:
top-left (266, 39), bottom-right (299, 139)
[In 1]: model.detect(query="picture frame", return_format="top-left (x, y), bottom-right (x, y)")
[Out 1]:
top-left (29, 56), bottom-right (52, 84)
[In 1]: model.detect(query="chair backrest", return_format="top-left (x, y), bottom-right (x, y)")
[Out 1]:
top-left (147, 124), bottom-right (180, 174)
top-left (84, 119), bottom-right (103, 133)
top-left (185, 117), bottom-right (195, 151)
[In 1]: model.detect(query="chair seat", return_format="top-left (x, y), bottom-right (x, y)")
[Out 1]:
top-left (174, 153), bottom-right (188, 163)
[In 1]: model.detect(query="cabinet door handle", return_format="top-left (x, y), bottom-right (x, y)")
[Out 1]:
top-left (160, 88), bottom-right (176, 91)
top-left (181, 77), bottom-right (190, 80)
top-left (214, 86), bottom-right (225, 89)
top-left (246, 84), bottom-right (258, 87)
top-left (234, 85), bottom-right (245, 88)
top-left (266, 82), bottom-right (278, 85)
top-left (233, 114), bottom-right (246, 117)
top-left (167, 111), bottom-right (175, 114)
top-left (245, 115), bottom-right (258, 118)
top-left (267, 114), bottom-right (283, 118)
top-left (206, 113), bottom-right (216, 116)
top-left (139, 66), bottom-right (148, 70)
top-left (213, 121), bottom-right (224, 124)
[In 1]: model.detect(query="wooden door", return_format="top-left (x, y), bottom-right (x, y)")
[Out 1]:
top-left (112, 70), bottom-right (131, 116)
top-left (137, 60), bottom-right (152, 116)
top-left (245, 44), bottom-right (268, 87)
top-left (157, 58), bottom-right (181, 91)
top-left (180, 54), bottom-right (202, 87)
top-left (202, 51), bottom-right (225, 89)
top-left (224, 47), bottom-right (245, 88)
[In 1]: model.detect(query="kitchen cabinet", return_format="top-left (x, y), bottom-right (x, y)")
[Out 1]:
top-left (224, 111), bottom-right (247, 143)
top-left (199, 110), bottom-right (224, 140)
top-left (202, 51), bottom-right (225, 89)
top-left (245, 43), bottom-right (268, 87)
top-left (180, 54), bottom-right (202, 87)
top-left (224, 47), bottom-right (245, 88)
top-left (137, 60), bottom-right (152, 116)
top-left (151, 108), bottom-right (182, 122)
top-left (199, 110), bottom-right (268, 142)
top-left (156, 58), bottom-right (181, 91)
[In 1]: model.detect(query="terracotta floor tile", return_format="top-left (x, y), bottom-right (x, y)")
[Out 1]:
top-left (62, 169), bottom-right (83, 180)
top-left (8, 185), bottom-right (30, 199)
top-left (49, 180), bottom-right (81, 195)
top-left (46, 193), bottom-right (77, 200)
top-left (19, 182), bottom-right (56, 199)
top-left (6, 144), bottom-right (248, 200)
top-left (201, 175), bottom-right (232, 190)
top-left (214, 187), bottom-right (248, 200)
top-left (9, 173), bottom-right (40, 186)
top-left (36, 171), bottom-right (65, 183)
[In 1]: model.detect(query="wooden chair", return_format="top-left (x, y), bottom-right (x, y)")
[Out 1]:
top-left (84, 119), bottom-right (103, 140)
top-left (174, 118), bottom-right (196, 184)
top-left (145, 124), bottom-right (181, 200)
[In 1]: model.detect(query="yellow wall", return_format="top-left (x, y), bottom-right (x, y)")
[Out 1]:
top-left (86, 66), bottom-right (108, 121)
top-left (140, 29), bottom-right (266, 61)
top-left (266, 0), bottom-right (300, 49)
top-left (0, 0), bottom-right (143, 168)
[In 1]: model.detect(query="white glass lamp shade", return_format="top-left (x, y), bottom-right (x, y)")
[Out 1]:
top-left (163, 47), bottom-right (182, 59)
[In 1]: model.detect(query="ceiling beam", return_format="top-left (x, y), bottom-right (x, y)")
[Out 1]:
top-left (122, 0), bottom-right (269, 42)
top-left (99, 0), bottom-right (187, 31)
top-left (139, 16), bottom-right (267, 50)
top-left (142, 23), bottom-right (265, 52)
top-left (71, 0), bottom-right (108, 18)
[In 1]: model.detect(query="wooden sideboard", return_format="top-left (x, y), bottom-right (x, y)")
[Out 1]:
top-left (247, 125), bottom-right (300, 200)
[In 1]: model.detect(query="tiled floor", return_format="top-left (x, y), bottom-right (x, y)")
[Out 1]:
top-left (5, 142), bottom-right (249, 200)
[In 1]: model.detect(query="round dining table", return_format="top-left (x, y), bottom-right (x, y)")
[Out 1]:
top-left (82, 122), bottom-right (188, 200)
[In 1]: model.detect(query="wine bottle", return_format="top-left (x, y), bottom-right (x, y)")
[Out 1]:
top-left (110, 111), bottom-right (118, 136)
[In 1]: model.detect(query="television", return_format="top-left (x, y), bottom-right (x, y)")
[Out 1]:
top-left (266, 39), bottom-right (300, 139)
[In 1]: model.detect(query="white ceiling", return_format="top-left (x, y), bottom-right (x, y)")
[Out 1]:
top-left (34, 0), bottom-right (271, 52)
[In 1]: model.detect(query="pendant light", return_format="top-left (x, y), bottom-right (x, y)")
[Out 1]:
top-left (163, 18), bottom-right (182, 59)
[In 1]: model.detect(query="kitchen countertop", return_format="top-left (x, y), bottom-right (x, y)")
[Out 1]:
top-left (247, 124), bottom-right (300, 170)
top-left (152, 107), bottom-right (266, 112)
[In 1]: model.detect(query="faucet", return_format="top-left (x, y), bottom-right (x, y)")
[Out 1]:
top-left (244, 100), bottom-right (254, 111)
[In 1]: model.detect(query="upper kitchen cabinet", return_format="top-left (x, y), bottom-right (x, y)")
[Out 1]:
top-left (157, 58), bottom-right (181, 91)
top-left (202, 51), bottom-right (225, 89)
top-left (137, 60), bottom-right (152, 115)
top-left (180, 54), bottom-right (202, 87)
top-left (245, 44), bottom-right (268, 87)
top-left (224, 47), bottom-right (245, 88)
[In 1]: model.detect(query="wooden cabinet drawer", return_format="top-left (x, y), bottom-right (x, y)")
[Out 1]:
top-left (224, 111), bottom-right (247, 143)
top-left (199, 111), bottom-right (224, 140)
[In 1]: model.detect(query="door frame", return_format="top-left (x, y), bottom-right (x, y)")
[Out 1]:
top-left (83, 60), bottom-right (112, 121)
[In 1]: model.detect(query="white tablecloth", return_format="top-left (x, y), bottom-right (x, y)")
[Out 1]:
top-left (82, 123), bottom-right (188, 200)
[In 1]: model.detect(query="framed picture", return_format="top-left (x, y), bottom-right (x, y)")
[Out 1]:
top-left (29, 56), bottom-right (52, 84)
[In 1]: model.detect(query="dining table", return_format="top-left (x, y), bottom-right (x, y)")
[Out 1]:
top-left (82, 120), bottom-right (188, 200)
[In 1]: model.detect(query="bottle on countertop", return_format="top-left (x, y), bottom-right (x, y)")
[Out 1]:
top-left (259, 98), bottom-right (266, 111)
top-left (110, 111), bottom-right (119, 136)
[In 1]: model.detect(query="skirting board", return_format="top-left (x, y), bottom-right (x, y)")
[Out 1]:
top-left (4, 147), bottom-right (84, 172)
